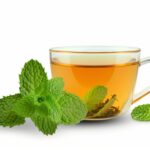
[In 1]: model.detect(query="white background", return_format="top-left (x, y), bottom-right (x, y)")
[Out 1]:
top-left (0, 0), bottom-right (150, 149)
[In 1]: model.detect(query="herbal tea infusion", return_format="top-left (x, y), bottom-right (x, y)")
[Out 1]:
top-left (51, 61), bottom-right (139, 118)
top-left (50, 46), bottom-right (141, 120)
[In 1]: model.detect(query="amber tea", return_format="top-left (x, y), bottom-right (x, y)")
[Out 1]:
top-left (50, 46), bottom-right (149, 120)
top-left (51, 60), bottom-right (138, 118)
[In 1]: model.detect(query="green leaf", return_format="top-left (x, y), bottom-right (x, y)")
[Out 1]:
top-left (19, 59), bottom-right (48, 97)
top-left (84, 86), bottom-right (107, 111)
top-left (31, 115), bottom-right (57, 135)
top-left (49, 77), bottom-right (64, 93)
top-left (58, 92), bottom-right (88, 125)
top-left (13, 96), bottom-right (35, 117)
top-left (45, 95), bottom-right (62, 124)
top-left (49, 77), bottom-right (64, 100)
top-left (92, 95), bottom-right (117, 118)
top-left (131, 104), bottom-right (150, 121)
top-left (0, 94), bottom-right (25, 127)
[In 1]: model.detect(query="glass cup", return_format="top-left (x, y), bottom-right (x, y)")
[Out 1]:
top-left (50, 46), bottom-right (150, 120)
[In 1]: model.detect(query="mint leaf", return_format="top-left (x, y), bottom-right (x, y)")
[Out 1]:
top-left (0, 94), bottom-right (25, 127)
top-left (84, 86), bottom-right (107, 111)
top-left (131, 104), bottom-right (150, 121)
top-left (92, 95), bottom-right (117, 118)
top-left (58, 92), bottom-right (87, 125)
top-left (31, 115), bottom-right (57, 135)
top-left (49, 77), bottom-right (64, 100)
top-left (49, 77), bottom-right (64, 93)
top-left (45, 95), bottom-right (62, 123)
top-left (13, 96), bottom-right (35, 117)
top-left (19, 59), bottom-right (48, 97)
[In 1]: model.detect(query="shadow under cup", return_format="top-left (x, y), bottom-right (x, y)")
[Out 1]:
top-left (50, 46), bottom-right (140, 120)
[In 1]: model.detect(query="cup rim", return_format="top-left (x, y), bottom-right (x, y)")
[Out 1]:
top-left (50, 46), bottom-right (141, 53)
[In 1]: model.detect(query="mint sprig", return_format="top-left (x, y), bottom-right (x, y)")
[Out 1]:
top-left (0, 59), bottom-right (87, 135)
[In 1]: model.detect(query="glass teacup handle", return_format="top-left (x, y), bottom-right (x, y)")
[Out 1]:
top-left (132, 57), bottom-right (150, 104)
